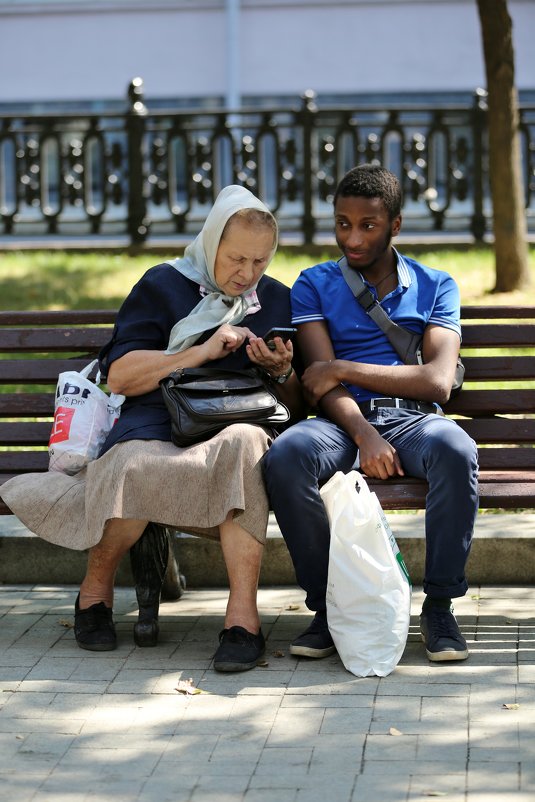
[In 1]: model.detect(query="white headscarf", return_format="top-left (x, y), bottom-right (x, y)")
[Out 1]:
top-left (165, 185), bottom-right (278, 354)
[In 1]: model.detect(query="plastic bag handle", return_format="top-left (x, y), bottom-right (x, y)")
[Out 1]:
top-left (79, 359), bottom-right (101, 384)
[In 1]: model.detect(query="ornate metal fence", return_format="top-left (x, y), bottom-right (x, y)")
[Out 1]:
top-left (1, 78), bottom-right (534, 245)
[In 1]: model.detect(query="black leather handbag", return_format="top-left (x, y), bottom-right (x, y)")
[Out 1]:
top-left (160, 367), bottom-right (290, 447)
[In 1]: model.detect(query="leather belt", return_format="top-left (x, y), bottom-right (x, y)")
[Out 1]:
top-left (359, 397), bottom-right (441, 416)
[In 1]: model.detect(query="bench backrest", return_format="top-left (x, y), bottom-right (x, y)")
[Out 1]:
top-left (1, 307), bottom-right (534, 512)
top-left (445, 306), bottom-right (535, 460)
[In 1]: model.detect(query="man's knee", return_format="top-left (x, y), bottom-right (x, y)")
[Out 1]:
top-left (264, 423), bottom-right (314, 475)
top-left (425, 417), bottom-right (476, 456)
top-left (449, 429), bottom-right (478, 467)
top-left (431, 425), bottom-right (478, 476)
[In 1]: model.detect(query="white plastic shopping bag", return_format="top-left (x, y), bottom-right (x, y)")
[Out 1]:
top-left (321, 470), bottom-right (411, 678)
top-left (48, 359), bottom-right (124, 475)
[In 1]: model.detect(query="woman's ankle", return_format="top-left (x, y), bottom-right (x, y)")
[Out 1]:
top-left (79, 583), bottom-right (114, 610)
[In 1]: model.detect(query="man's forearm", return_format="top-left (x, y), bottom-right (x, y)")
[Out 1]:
top-left (331, 359), bottom-right (451, 405)
top-left (317, 386), bottom-right (374, 445)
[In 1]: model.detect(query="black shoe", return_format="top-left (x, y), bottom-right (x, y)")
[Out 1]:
top-left (290, 610), bottom-right (336, 658)
top-left (74, 594), bottom-right (117, 652)
top-left (419, 602), bottom-right (469, 662)
top-left (213, 626), bottom-right (265, 672)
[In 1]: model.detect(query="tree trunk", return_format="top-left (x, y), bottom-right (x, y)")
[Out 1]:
top-left (476, 0), bottom-right (530, 292)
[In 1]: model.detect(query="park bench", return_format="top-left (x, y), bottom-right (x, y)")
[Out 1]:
top-left (0, 307), bottom-right (534, 635)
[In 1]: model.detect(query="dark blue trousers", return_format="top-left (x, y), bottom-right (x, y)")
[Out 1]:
top-left (263, 409), bottom-right (479, 612)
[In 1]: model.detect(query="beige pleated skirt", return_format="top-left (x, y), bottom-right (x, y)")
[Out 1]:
top-left (0, 423), bottom-right (274, 551)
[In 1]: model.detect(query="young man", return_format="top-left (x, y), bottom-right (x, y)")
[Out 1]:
top-left (263, 164), bottom-right (479, 663)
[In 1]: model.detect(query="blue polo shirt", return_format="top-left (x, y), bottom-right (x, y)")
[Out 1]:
top-left (291, 249), bottom-right (461, 404)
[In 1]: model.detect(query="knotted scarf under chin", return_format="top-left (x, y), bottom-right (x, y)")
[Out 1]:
top-left (165, 289), bottom-right (258, 354)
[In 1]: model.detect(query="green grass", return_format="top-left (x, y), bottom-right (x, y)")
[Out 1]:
top-left (1, 246), bottom-right (534, 310)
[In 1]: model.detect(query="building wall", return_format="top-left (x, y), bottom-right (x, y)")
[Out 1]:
top-left (1, 0), bottom-right (534, 106)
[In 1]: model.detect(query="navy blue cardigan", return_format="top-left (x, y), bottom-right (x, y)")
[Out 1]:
top-left (98, 263), bottom-right (293, 454)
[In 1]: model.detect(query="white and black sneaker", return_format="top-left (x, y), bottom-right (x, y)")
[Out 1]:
top-left (290, 610), bottom-right (336, 658)
top-left (420, 601), bottom-right (469, 662)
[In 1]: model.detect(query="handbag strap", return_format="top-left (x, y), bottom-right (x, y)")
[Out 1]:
top-left (338, 257), bottom-right (421, 365)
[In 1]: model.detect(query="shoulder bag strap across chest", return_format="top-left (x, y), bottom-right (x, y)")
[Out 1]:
top-left (338, 257), bottom-right (421, 365)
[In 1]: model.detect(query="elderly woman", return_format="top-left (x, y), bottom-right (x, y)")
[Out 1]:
top-left (1, 185), bottom-right (303, 672)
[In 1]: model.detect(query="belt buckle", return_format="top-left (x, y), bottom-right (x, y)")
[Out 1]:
top-left (368, 398), bottom-right (383, 411)
top-left (369, 397), bottom-right (398, 412)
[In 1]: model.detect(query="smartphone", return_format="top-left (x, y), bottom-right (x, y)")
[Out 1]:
top-left (262, 327), bottom-right (297, 350)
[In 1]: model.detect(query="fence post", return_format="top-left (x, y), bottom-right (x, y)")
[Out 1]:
top-left (470, 87), bottom-right (487, 242)
top-left (300, 90), bottom-right (317, 245)
top-left (126, 77), bottom-right (149, 245)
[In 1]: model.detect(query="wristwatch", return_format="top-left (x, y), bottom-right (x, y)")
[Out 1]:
top-left (265, 365), bottom-right (293, 384)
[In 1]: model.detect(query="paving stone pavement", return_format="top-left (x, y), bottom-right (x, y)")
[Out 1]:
top-left (0, 584), bottom-right (534, 802)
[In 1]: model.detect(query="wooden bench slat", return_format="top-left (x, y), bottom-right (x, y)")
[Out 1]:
top-left (456, 418), bottom-right (535, 444)
top-left (477, 482), bottom-right (535, 507)
top-left (477, 448), bottom-right (535, 470)
top-left (461, 323), bottom-right (535, 348)
top-left (6, 356), bottom-right (530, 385)
top-left (0, 310), bottom-right (116, 325)
top-left (370, 478), bottom-right (535, 510)
top-left (445, 389), bottom-right (535, 415)
top-left (0, 453), bottom-right (49, 471)
top-left (477, 470), bottom-right (535, 483)
top-left (460, 306), bottom-right (535, 319)
top-left (2, 461), bottom-right (532, 480)
top-left (0, 393), bottom-right (55, 416)
top-left (0, 359), bottom-right (99, 383)
top-left (0, 306), bottom-right (523, 324)
top-left (0, 328), bottom-right (113, 352)
top-left (1, 471), bottom-right (533, 515)
top-left (0, 422), bottom-right (52, 445)
top-left (1, 459), bottom-right (533, 480)
top-left (458, 356), bottom-right (535, 382)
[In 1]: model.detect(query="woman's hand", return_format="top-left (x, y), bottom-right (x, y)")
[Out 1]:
top-left (201, 324), bottom-right (255, 362)
top-left (107, 323), bottom-right (254, 396)
top-left (246, 334), bottom-right (293, 377)
top-left (107, 325), bottom-right (292, 398)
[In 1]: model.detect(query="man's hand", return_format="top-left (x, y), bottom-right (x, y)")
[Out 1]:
top-left (301, 360), bottom-right (341, 404)
top-left (356, 424), bottom-right (404, 480)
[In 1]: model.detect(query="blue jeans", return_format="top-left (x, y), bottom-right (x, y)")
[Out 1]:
top-left (263, 409), bottom-right (479, 611)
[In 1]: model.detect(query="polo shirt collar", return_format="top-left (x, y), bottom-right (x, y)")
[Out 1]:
top-left (393, 247), bottom-right (411, 288)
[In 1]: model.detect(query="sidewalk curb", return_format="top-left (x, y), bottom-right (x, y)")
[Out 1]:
top-left (1, 513), bottom-right (533, 587)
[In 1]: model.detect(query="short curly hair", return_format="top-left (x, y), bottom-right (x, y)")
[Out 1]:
top-left (333, 164), bottom-right (402, 220)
